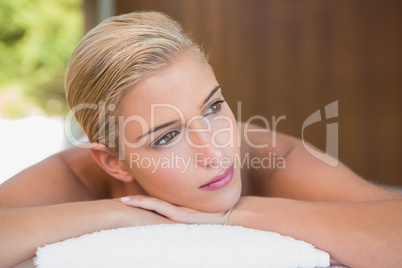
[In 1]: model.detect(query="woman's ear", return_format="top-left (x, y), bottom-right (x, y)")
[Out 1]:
top-left (90, 143), bottom-right (134, 183)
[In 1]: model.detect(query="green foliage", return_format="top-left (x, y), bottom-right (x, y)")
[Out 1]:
top-left (0, 0), bottom-right (83, 116)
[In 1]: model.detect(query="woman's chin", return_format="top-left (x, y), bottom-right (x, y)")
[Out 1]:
top-left (195, 187), bottom-right (242, 213)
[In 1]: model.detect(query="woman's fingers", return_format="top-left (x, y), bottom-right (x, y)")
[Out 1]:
top-left (120, 195), bottom-right (183, 221)
top-left (119, 195), bottom-right (232, 224)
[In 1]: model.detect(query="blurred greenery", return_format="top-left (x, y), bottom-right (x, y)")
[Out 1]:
top-left (0, 0), bottom-right (83, 117)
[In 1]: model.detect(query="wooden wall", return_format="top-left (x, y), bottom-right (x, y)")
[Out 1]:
top-left (91, 0), bottom-right (402, 185)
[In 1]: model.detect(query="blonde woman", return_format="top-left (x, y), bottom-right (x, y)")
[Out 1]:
top-left (1, 11), bottom-right (401, 267)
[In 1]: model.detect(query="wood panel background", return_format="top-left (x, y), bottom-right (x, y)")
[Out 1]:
top-left (87, 0), bottom-right (402, 186)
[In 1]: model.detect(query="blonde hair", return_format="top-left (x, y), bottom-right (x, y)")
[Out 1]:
top-left (65, 11), bottom-right (206, 151)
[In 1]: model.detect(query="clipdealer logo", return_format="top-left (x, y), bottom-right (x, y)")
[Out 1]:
top-left (301, 101), bottom-right (339, 167)
top-left (64, 100), bottom-right (339, 168)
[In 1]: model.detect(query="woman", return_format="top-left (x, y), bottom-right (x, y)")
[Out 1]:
top-left (0, 11), bottom-right (401, 267)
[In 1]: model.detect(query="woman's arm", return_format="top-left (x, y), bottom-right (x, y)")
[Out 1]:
top-left (229, 196), bottom-right (402, 268)
top-left (0, 200), bottom-right (173, 267)
top-left (0, 147), bottom-right (166, 267)
top-left (119, 194), bottom-right (402, 267)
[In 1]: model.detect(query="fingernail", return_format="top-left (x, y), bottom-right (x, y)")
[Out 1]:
top-left (120, 197), bottom-right (130, 202)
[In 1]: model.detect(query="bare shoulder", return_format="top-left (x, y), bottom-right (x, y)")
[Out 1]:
top-left (56, 147), bottom-right (117, 198)
top-left (238, 122), bottom-right (402, 201)
top-left (238, 122), bottom-right (297, 196)
top-left (0, 147), bottom-right (114, 207)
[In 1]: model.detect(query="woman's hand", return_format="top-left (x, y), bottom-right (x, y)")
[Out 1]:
top-left (109, 199), bottom-right (174, 226)
top-left (119, 195), bottom-right (232, 225)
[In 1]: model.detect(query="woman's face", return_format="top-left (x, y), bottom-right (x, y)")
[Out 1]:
top-left (117, 52), bottom-right (241, 213)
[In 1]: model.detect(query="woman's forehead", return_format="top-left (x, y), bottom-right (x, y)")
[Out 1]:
top-left (119, 53), bottom-right (219, 118)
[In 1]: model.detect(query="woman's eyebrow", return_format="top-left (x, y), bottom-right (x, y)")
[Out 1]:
top-left (136, 120), bottom-right (179, 141)
top-left (136, 85), bottom-right (221, 142)
top-left (202, 85), bottom-right (221, 106)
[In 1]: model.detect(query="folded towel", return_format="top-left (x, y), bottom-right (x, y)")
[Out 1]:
top-left (35, 224), bottom-right (329, 268)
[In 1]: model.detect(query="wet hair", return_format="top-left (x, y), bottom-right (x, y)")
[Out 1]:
top-left (65, 11), bottom-right (206, 151)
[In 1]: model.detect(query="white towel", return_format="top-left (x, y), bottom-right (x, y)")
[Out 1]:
top-left (35, 224), bottom-right (329, 268)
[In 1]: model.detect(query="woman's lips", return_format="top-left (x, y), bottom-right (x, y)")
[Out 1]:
top-left (199, 164), bottom-right (234, 191)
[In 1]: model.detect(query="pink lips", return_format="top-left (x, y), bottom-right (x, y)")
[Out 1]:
top-left (199, 164), bottom-right (234, 191)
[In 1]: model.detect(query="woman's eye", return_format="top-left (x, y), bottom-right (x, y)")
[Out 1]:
top-left (154, 131), bottom-right (179, 146)
top-left (204, 100), bottom-right (225, 116)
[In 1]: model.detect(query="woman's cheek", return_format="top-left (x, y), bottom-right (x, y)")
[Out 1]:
top-left (152, 166), bottom-right (187, 190)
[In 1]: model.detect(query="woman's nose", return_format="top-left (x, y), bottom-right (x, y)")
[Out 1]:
top-left (194, 143), bottom-right (224, 167)
top-left (187, 117), bottom-right (224, 167)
